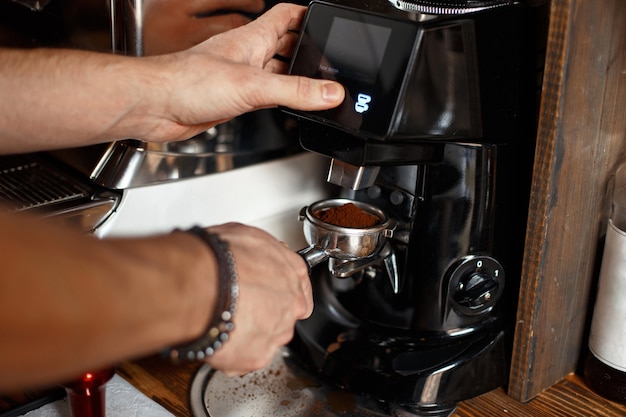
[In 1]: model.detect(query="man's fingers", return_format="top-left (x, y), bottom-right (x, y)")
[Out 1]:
top-left (246, 74), bottom-right (345, 111)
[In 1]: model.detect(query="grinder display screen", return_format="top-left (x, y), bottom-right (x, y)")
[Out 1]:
top-left (287, 2), bottom-right (420, 138)
top-left (322, 17), bottom-right (391, 85)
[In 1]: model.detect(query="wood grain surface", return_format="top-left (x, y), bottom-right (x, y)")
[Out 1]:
top-left (509, 0), bottom-right (626, 402)
top-left (116, 358), bottom-right (626, 417)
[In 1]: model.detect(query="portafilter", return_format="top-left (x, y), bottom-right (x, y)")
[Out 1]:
top-left (297, 199), bottom-right (394, 271)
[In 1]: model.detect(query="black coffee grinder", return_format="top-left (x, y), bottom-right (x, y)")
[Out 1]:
top-left (285, 0), bottom-right (549, 415)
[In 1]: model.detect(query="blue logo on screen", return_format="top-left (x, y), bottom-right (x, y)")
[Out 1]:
top-left (355, 93), bottom-right (372, 114)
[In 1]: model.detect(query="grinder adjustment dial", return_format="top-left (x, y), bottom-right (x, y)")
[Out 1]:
top-left (448, 255), bottom-right (504, 316)
top-left (388, 0), bottom-right (515, 15)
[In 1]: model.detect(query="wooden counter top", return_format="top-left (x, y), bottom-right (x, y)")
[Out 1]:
top-left (117, 357), bottom-right (626, 417)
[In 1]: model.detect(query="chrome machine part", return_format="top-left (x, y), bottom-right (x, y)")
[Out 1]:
top-left (388, 0), bottom-right (516, 14)
top-left (52, 110), bottom-right (301, 189)
top-left (327, 159), bottom-right (380, 190)
top-left (110, 0), bottom-right (142, 55)
top-left (7, 0), bottom-right (55, 11)
top-left (0, 154), bottom-right (120, 233)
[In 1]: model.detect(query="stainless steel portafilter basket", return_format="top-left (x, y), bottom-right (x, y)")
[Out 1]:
top-left (297, 199), bottom-right (394, 270)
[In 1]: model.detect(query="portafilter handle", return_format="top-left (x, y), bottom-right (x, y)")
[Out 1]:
top-left (297, 245), bottom-right (331, 274)
top-left (298, 241), bottom-right (401, 292)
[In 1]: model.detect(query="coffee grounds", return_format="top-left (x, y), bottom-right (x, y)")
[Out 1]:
top-left (314, 203), bottom-right (380, 228)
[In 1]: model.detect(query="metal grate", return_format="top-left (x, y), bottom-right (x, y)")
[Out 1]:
top-left (0, 155), bottom-right (90, 212)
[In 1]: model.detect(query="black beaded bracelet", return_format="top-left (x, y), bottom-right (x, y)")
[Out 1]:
top-left (164, 226), bottom-right (239, 362)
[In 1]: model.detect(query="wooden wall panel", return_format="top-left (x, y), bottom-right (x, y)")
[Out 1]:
top-left (508, 0), bottom-right (626, 402)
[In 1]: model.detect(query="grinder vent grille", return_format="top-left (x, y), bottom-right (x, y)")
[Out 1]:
top-left (0, 155), bottom-right (90, 212)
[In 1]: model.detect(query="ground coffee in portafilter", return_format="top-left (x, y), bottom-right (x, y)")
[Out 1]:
top-left (314, 203), bottom-right (380, 228)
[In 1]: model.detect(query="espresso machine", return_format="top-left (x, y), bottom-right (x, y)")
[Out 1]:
top-left (284, 0), bottom-right (549, 415)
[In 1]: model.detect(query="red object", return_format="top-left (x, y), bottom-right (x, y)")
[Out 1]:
top-left (63, 368), bottom-right (115, 417)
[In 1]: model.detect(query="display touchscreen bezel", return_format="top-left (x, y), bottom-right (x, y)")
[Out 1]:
top-left (287, 2), bottom-right (421, 139)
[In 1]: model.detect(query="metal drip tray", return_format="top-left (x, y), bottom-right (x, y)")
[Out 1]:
top-left (190, 348), bottom-right (386, 417)
top-left (0, 154), bottom-right (88, 211)
top-left (0, 154), bottom-right (120, 232)
top-left (190, 347), bottom-right (440, 417)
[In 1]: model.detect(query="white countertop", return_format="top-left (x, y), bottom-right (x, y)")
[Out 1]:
top-left (96, 152), bottom-right (335, 248)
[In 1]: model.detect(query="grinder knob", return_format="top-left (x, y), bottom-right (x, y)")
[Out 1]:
top-left (448, 256), bottom-right (504, 316)
top-left (455, 272), bottom-right (499, 307)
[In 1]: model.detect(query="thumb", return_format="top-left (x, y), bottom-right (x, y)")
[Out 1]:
top-left (249, 74), bottom-right (345, 111)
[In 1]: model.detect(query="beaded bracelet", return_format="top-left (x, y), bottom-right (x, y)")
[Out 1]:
top-left (164, 226), bottom-right (239, 362)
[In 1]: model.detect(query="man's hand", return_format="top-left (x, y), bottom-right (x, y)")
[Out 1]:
top-left (202, 223), bottom-right (313, 375)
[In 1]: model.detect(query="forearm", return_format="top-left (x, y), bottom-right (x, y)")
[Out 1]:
top-left (0, 3), bottom-right (346, 155)
top-left (0, 214), bottom-right (216, 390)
top-left (0, 47), bottom-right (170, 154)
